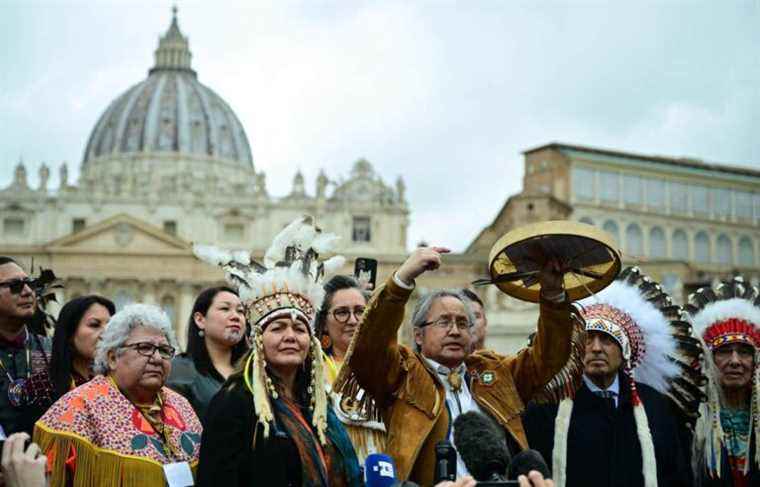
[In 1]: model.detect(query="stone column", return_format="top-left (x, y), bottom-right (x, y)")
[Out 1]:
top-left (140, 280), bottom-right (157, 305)
top-left (176, 284), bottom-right (195, 352)
top-left (88, 279), bottom-right (107, 297)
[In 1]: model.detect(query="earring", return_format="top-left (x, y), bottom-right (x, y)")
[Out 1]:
top-left (320, 334), bottom-right (332, 350)
top-left (198, 329), bottom-right (205, 337)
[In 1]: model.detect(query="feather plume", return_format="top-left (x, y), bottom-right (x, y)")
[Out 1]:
top-left (193, 244), bottom-right (232, 266)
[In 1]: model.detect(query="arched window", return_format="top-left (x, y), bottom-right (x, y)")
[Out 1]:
top-left (738, 236), bottom-right (755, 267)
top-left (579, 217), bottom-right (594, 226)
top-left (716, 235), bottom-right (733, 265)
top-left (626, 224), bottom-right (644, 257)
top-left (694, 231), bottom-right (710, 263)
top-left (672, 229), bottom-right (688, 260)
top-left (649, 227), bottom-right (666, 259)
top-left (603, 220), bottom-right (620, 246)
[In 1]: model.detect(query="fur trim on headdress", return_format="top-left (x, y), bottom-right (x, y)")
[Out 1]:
top-left (193, 215), bottom-right (344, 444)
top-left (546, 267), bottom-right (705, 487)
top-left (688, 276), bottom-right (760, 478)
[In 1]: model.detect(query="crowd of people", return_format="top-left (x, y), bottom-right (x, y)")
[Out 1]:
top-left (0, 216), bottom-right (757, 487)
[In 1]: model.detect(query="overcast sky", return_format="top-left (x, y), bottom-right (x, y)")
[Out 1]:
top-left (1, 1), bottom-right (759, 251)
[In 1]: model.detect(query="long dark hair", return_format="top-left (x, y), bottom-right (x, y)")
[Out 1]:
top-left (185, 286), bottom-right (249, 379)
top-left (313, 275), bottom-right (368, 355)
top-left (50, 295), bottom-right (116, 401)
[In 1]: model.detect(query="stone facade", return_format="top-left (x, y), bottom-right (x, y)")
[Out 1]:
top-left (468, 142), bottom-right (760, 353)
top-left (0, 10), bottom-right (410, 349)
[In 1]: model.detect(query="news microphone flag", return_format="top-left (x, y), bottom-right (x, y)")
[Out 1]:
top-left (365, 453), bottom-right (397, 487)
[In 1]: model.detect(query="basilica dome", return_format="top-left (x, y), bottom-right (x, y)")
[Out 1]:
top-left (82, 10), bottom-right (253, 169)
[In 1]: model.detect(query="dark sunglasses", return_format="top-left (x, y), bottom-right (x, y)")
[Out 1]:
top-left (0, 278), bottom-right (34, 295)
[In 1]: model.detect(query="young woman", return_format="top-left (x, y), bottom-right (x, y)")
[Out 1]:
top-left (167, 286), bottom-right (248, 422)
top-left (48, 295), bottom-right (115, 401)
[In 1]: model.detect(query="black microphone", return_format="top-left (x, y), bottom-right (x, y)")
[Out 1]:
top-left (506, 449), bottom-right (551, 480)
top-left (434, 440), bottom-right (457, 483)
top-left (453, 411), bottom-right (511, 481)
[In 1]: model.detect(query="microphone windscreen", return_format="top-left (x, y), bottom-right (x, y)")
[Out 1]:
top-left (365, 453), bottom-right (398, 487)
top-left (453, 411), bottom-right (510, 481)
top-left (507, 449), bottom-right (551, 480)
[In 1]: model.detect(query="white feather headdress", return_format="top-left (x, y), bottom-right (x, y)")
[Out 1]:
top-left (687, 276), bottom-right (760, 480)
top-left (192, 215), bottom-right (346, 444)
top-left (544, 267), bottom-right (705, 487)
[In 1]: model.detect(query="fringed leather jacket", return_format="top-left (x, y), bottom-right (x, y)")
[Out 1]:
top-left (339, 276), bottom-right (575, 485)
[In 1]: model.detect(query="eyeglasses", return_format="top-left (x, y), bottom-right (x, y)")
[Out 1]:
top-left (121, 342), bottom-right (175, 360)
top-left (331, 306), bottom-right (366, 323)
top-left (0, 278), bottom-right (34, 295)
top-left (421, 316), bottom-right (471, 333)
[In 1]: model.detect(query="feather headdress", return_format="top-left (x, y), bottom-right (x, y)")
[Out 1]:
top-left (541, 267), bottom-right (705, 487)
top-left (687, 276), bottom-right (760, 480)
top-left (193, 215), bottom-right (345, 444)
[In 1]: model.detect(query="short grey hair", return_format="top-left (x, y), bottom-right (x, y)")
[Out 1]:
top-left (93, 303), bottom-right (178, 375)
top-left (410, 289), bottom-right (476, 352)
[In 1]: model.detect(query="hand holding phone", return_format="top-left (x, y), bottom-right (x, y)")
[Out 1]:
top-left (354, 258), bottom-right (378, 290)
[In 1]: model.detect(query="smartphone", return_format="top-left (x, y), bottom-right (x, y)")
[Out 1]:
top-left (476, 482), bottom-right (520, 486)
top-left (354, 257), bottom-right (378, 289)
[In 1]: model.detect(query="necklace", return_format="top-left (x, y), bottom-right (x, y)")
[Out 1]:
top-left (0, 328), bottom-right (31, 407)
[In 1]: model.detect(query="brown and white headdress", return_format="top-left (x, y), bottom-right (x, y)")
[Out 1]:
top-left (193, 216), bottom-right (345, 443)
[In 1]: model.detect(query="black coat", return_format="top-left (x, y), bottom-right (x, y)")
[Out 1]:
top-left (196, 375), bottom-right (361, 487)
top-left (695, 431), bottom-right (758, 487)
top-left (522, 374), bottom-right (692, 487)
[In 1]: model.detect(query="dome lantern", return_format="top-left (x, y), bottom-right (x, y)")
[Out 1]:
top-left (150, 6), bottom-right (195, 76)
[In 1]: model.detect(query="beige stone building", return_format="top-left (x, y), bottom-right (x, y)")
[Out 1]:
top-left (3, 11), bottom-right (758, 357)
top-left (467, 142), bottom-right (760, 353)
top-left (0, 11), bottom-right (409, 348)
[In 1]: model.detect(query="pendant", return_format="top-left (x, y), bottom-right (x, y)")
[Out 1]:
top-left (8, 378), bottom-right (27, 407)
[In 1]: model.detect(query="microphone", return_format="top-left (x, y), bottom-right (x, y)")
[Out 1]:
top-left (434, 440), bottom-right (457, 483)
top-left (506, 449), bottom-right (551, 480)
top-left (453, 411), bottom-right (511, 481)
top-left (365, 453), bottom-right (398, 487)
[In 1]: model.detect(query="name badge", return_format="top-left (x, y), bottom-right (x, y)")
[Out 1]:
top-left (163, 461), bottom-right (193, 487)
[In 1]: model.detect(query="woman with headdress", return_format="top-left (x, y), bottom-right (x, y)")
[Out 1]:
top-left (522, 267), bottom-right (704, 487)
top-left (313, 274), bottom-right (386, 463)
top-left (167, 286), bottom-right (248, 423)
top-left (688, 276), bottom-right (760, 487)
top-left (195, 217), bottom-right (361, 487)
top-left (48, 295), bottom-right (115, 401)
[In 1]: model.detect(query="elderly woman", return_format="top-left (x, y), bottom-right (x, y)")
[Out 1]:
top-left (33, 304), bottom-right (202, 487)
top-left (314, 275), bottom-right (386, 463)
top-left (48, 295), bottom-right (115, 401)
top-left (167, 286), bottom-right (248, 422)
top-left (195, 217), bottom-right (361, 487)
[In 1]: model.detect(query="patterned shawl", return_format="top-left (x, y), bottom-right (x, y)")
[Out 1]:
top-left (34, 375), bottom-right (202, 487)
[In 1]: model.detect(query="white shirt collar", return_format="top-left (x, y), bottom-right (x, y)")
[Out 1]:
top-left (582, 373), bottom-right (619, 396)
top-left (422, 356), bottom-right (466, 377)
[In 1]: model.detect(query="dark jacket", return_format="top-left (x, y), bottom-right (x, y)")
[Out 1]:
top-left (196, 375), bottom-right (361, 487)
top-left (695, 431), bottom-right (758, 487)
top-left (166, 355), bottom-right (223, 425)
top-left (0, 331), bottom-right (52, 436)
top-left (523, 373), bottom-right (692, 487)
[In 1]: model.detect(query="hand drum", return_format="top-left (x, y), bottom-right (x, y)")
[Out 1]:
top-left (474, 220), bottom-right (621, 303)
